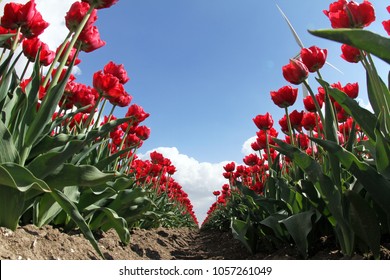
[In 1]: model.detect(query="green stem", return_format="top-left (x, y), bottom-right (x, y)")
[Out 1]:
top-left (284, 107), bottom-right (295, 146)
top-left (81, 95), bottom-right (103, 133)
top-left (264, 129), bottom-right (273, 168)
top-left (20, 60), bottom-right (30, 81)
top-left (42, 32), bottom-right (72, 88)
top-left (303, 80), bottom-right (325, 129)
top-left (47, 5), bottom-right (95, 91)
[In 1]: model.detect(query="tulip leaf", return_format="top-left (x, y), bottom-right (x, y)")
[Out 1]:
top-left (374, 126), bottom-right (390, 179)
top-left (0, 185), bottom-right (26, 230)
top-left (309, 29), bottom-right (390, 64)
top-left (272, 139), bottom-right (348, 234)
top-left (85, 206), bottom-right (130, 245)
top-left (280, 210), bottom-right (317, 259)
top-left (50, 189), bottom-right (104, 259)
top-left (345, 190), bottom-right (381, 259)
top-left (0, 120), bottom-right (19, 163)
top-left (44, 164), bottom-right (118, 188)
top-left (312, 137), bottom-right (390, 215)
top-left (231, 216), bottom-right (257, 254)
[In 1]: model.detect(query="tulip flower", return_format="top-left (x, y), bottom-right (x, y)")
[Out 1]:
top-left (270, 85), bottom-right (298, 108)
top-left (300, 46), bottom-right (327, 72)
top-left (65, 1), bottom-right (97, 33)
top-left (282, 59), bottom-right (309, 85)
top-left (341, 44), bottom-right (362, 63)
top-left (323, 0), bottom-right (375, 29)
top-left (253, 112), bottom-right (274, 130)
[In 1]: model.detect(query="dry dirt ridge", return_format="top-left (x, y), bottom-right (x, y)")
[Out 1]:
top-left (1, 225), bottom-right (389, 260)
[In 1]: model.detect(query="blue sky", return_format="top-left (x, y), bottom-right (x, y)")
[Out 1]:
top-left (81, 0), bottom-right (388, 162)
top-left (2, 0), bottom-right (389, 223)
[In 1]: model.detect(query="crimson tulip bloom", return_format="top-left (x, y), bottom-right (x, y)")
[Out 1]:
top-left (104, 61), bottom-right (130, 84)
top-left (300, 46), bottom-right (327, 72)
top-left (243, 154), bottom-right (261, 166)
top-left (303, 95), bottom-right (323, 112)
top-left (213, 191), bottom-right (221, 197)
top-left (77, 25), bottom-right (106, 53)
top-left (1, 0), bottom-right (49, 38)
top-left (324, 0), bottom-right (375, 29)
top-left (289, 110), bottom-right (304, 131)
top-left (82, 0), bottom-right (119, 9)
top-left (253, 112), bottom-right (274, 130)
top-left (282, 59), bottom-right (308, 85)
top-left (223, 162), bottom-right (235, 172)
top-left (278, 115), bottom-right (289, 134)
top-left (302, 112), bottom-right (318, 131)
top-left (134, 125), bottom-right (151, 141)
top-left (270, 86), bottom-right (298, 108)
top-left (93, 70), bottom-right (122, 96)
top-left (125, 104), bottom-right (150, 125)
top-left (65, 1), bottom-right (97, 33)
top-left (22, 37), bottom-right (55, 66)
top-left (343, 82), bottom-right (359, 98)
top-left (341, 44), bottom-right (362, 63)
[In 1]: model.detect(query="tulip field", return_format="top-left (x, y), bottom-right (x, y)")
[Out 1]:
top-left (1, 0), bottom-right (390, 259)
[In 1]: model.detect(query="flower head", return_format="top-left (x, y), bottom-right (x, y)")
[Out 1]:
top-left (282, 59), bottom-right (308, 85)
top-left (270, 86), bottom-right (298, 108)
top-left (324, 0), bottom-right (376, 29)
top-left (253, 113), bottom-right (274, 130)
top-left (300, 46), bottom-right (327, 72)
top-left (341, 44), bottom-right (363, 63)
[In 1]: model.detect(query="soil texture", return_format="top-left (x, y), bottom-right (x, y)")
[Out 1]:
top-left (1, 225), bottom-right (389, 260)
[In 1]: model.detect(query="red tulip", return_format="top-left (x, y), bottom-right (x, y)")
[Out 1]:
top-left (77, 25), bottom-right (106, 53)
top-left (323, 0), bottom-right (375, 29)
top-left (65, 2), bottom-right (97, 33)
top-left (270, 85), bottom-right (298, 108)
top-left (104, 61), bottom-right (130, 84)
top-left (243, 154), bottom-right (261, 166)
top-left (253, 112), bottom-right (273, 130)
top-left (300, 46), bottom-right (327, 72)
top-left (93, 70), bottom-right (122, 97)
top-left (223, 162), bottom-right (236, 172)
top-left (303, 95), bottom-right (323, 112)
top-left (341, 44), bottom-right (362, 63)
top-left (125, 104), bottom-right (150, 125)
top-left (282, 59), bottom-right (308, 85)
top-left (22, 37), bottom-right (55, 66)
top-left (289, 110), bottom-right (304, 131)
top-left (343, 82), bottom-right (359, 98)
top-left (1, 0), bottom-right (49, 38)
top-left (302, 112), bottom-right (318, 131)
top-left (383, 20), bottom-right (390, 35)
top-left (213, 191), bottom-right (221, 196)
top-left (82, 0), bottom-right (119, 9)
top-left (278, 115), bottom-right (289, 134)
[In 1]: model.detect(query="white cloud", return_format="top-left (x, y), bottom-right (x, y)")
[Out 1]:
top-left (241, 136), bottom-right (257, 156)
top-left (139, 147), bottom-right (230, 224)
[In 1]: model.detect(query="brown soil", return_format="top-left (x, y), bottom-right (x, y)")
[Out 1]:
top-left (1, 225), bottom-right (389, 260)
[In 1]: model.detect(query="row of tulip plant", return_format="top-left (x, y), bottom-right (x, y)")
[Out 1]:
top-left (202, 0), bottom-right (390, 259)
top-left (0, 0), bottom-right (197, 259)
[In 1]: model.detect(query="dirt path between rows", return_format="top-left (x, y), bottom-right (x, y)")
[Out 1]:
top-left (1, 225), bottom-right (389, 260)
